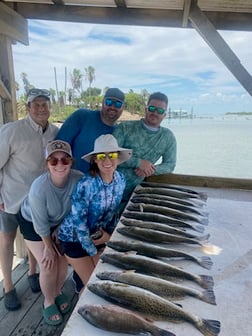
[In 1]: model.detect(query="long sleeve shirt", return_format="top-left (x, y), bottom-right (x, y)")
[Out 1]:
top-left (21, 170), bottom-right (83, 237)
top-left (0, 116), bottom-right (58, 214)
top-left (56, 109), bottom-right (117, 173)
top-left (113, 119), bottom-right (177, 199)
top-left (58, 171), bottom-right (126, 256)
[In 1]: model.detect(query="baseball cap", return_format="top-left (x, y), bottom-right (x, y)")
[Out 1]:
top-left (104, 88), bottom-right (125, 102)
top-left (45, 140), bottom-right (72, 159)
top-left (26, 88), bottom-right (51, 104)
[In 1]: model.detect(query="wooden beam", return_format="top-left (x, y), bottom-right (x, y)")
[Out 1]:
top-left (0, 78), bottom-right (11, 100)
top-left (189, 0), bottom-right (252, 96)
top-left (0, 2), bottom-right (28, 45)
top-left (146, 173), bottom-right (252, 190)
top-left (182, 0), bottom-right (192, 28)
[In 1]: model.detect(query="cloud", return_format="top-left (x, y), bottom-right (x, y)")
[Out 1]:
top-left (13, 20), bottom-right (252, 114)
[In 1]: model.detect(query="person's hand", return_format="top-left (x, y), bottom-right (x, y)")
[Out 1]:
top-left (0, 203), bottom-right (4, 211)
top-left (92, 228), bottom-right (110, 246)
top-left (41, 245), bottom-right (56, 270)
top-left (135, 160), bottom-right (155, 177)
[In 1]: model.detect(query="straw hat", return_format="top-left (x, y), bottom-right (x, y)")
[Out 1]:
top-left (82, 134), bottom-right (132, 164)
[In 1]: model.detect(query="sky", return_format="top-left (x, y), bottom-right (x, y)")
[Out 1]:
top-left (12, 19), bottom-right (252, 116)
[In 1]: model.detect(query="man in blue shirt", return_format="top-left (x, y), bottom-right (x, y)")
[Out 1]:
top-left (56, 88), bottom-right (125, 173)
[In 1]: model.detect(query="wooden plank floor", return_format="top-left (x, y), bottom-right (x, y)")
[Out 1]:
top-left (0, 261), bottom-right (78, 336)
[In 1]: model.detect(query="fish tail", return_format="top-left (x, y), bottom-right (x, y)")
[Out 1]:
top-left (201, 289), bottom-right (216, 305)
top-left (200, 216), bottom-right (209, 225)
top-left (198, 274), bottom-right (214, 289)
top-left (198, 233), bottom-right (210, 242)
top-left (197, 256), bottom-right (213, 270)
top-left (197, 318), bottom-right (221, 336)
top-left (157, 327), bottom-right (176, 336)
top-left (193, 224), bottom-right (205, 233)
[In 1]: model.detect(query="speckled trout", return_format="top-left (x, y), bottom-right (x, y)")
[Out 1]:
top-left (78, 304), bottom-right (176, 336)
top-left (106, 240), bottom-right (213, 269)
top-left (100, 252), bottom-right (214, 289)
top-left (117, 226), bottom-right (209, 246)
top-left (123, 211), bottom-right (205, 233)
top-left (120, 217), bottom-right (209, 240)
top-left (96, 270), bottom-right (216, 305)
top-left (127, 203), bottom-right (208, 225)
top-left (88, 281), bottom-right (221, 336)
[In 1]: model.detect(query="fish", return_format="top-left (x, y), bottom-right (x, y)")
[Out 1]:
top-left (127, 203), bottom-right (208, 225)
top-left (130, 195), bottom-right (208, 216)
top-left (117, 226), bottom-right (209, 246)
top-left (120, 217), bottom-right (208, 240)
top-left (78, 304), bottom-right (176, 336)
top-left (133, 192), bottom-right (205, 208)
top-left (123, 211), bottom-right (205, 233)
top-left (106, 240), bottom-right (213, 270)
top-left (88, 281), bottom-right (221, 336)
top-left (140, 181), bottom-right (207, 198)
top-left (100, 252), bottom-right (214, 289)
top-left (96, 270), bottom-right (216, 305)
top-left (135, 186), bottom-right (207, 201)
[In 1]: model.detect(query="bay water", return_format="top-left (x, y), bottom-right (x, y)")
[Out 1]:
top-left (162, 116), bottom-right (252, 179)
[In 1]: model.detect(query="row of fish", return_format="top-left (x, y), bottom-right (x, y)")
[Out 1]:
top-left (78, 182), bottom-right (221, 336)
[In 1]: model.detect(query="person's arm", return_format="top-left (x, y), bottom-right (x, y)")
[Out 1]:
top-left (154, 131), bottom-right (177, 174)
top-left (55, 109), bottom-right (82, 144)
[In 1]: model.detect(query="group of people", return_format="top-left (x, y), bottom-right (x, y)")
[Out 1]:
top-left (0, 87), bottom-right (177, 325)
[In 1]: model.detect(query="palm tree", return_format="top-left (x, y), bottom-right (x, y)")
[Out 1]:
top-left (85, 66), bottom-right (95, 107)
top-left (70, 68), bottom-right (83, 104)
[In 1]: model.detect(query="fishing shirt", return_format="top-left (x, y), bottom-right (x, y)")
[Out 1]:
top-left (113, 119), bottom-right (177, 199)
top-left (0, 116), bottom-right (58, 214)
top-left (21, 170), bottom-right (83, 237)
top-left (58, 171), bottom-right (126, 256)
top-left (56, 109), bottom-right (117, 173)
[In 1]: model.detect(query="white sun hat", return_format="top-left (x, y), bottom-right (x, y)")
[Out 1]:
top-left (82, 134), bottom-right (132, 164)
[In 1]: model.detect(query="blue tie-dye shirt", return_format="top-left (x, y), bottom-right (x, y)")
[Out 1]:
top-left (58, 171), bottom-right (126, 256)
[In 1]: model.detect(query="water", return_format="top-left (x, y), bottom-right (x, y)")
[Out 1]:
top-left (161, 117), bottom-right (252, 179)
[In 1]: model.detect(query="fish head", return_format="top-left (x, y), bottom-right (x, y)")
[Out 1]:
top-left (96, 271), bottom-right (117, 281)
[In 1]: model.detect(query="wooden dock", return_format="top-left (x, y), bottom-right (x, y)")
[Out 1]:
top-left (0, 261), bottom-right (78, 336)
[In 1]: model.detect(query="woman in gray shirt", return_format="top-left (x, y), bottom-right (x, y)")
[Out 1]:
top-left (19, 140), bottom-right (83, 326)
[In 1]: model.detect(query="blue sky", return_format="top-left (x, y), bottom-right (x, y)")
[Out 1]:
top-left (13, 19), bottom-right (252, 115)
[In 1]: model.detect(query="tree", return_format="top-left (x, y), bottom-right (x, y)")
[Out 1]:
top-left (21, 73), bottom-right (33, 96)
top-left (70, 68), bottom-right (83, 103)
top-left (85, 66), bottom-right (95, 106)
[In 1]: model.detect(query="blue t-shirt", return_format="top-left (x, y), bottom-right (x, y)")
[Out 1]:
top-left (56, 109), bottom-right (116, 173)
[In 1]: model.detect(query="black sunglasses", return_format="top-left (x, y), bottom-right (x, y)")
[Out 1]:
top-left (47, 156), bottom-right (72, 166)
top-left (147, 105), bottom-right (166, 115)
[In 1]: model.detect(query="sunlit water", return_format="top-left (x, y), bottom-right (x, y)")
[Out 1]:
top-left (162, 116), bottom-right (252, 179)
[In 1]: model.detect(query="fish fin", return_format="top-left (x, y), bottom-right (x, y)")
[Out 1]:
top-left (158, 328), bottom-right (176, 336)
top-left (197, 256), bottom-right (213, 269)
top-left (201, 290), bottom-right (216, 305)
top-left (197, 319), bottom-right (221, 336)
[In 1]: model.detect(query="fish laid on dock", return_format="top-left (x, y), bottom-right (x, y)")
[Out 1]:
top-left (117, 226), bottom-right (209, 246)
top-left (135, 186), bottom-right (207, 201)
top-left (123, 211), bottom-right (205, 233)
top-left (140, 181), bottom-right (207, 199)
top-left (120, 217), bottom-right (208, 240)
top-left (88, 281), bottom-right (221, 336)
top-left (96, 270), bottom-right (216, 305)
top-left (78, 304), bottom-right (176, 336)
top-left (100, 252), bottom-right (214, 289)
top-left (130, 195), bottom-right (208, 216)
top-left (106, 240), bottom-right (213, 269)
top-left (127, 203), bottom-right (208, 225)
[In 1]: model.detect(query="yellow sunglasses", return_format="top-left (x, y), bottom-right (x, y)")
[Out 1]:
top-left (96, 152), bottom-right (119, 161)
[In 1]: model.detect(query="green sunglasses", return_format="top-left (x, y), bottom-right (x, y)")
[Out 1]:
top-left (147, 105), bottom-right (166, 115)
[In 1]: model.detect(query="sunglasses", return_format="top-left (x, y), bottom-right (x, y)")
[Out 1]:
top-left (28, 88), bottom-right (50, 97)
top-left (147, 105), bottom-right (166, 115)
top-left (96, 152), bottom-right (119, 161)
top-left (105, 98), bottom-right (123, 109)
top-left (47, 156), bottom-right (72, 166)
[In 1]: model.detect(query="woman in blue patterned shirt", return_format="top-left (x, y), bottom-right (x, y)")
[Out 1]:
top-left (58, 134), bottom-right (132, 293)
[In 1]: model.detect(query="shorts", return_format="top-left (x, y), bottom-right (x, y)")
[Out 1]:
top-left (18, 212), bottom-right (42, 241)
top-left (0, 210), bottom-right (19, 233)
top-left (59, 240), bottom-right (105, 259)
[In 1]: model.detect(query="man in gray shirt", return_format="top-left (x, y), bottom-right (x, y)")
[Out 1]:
top-left (0, 89), bottom-right (58, 310)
